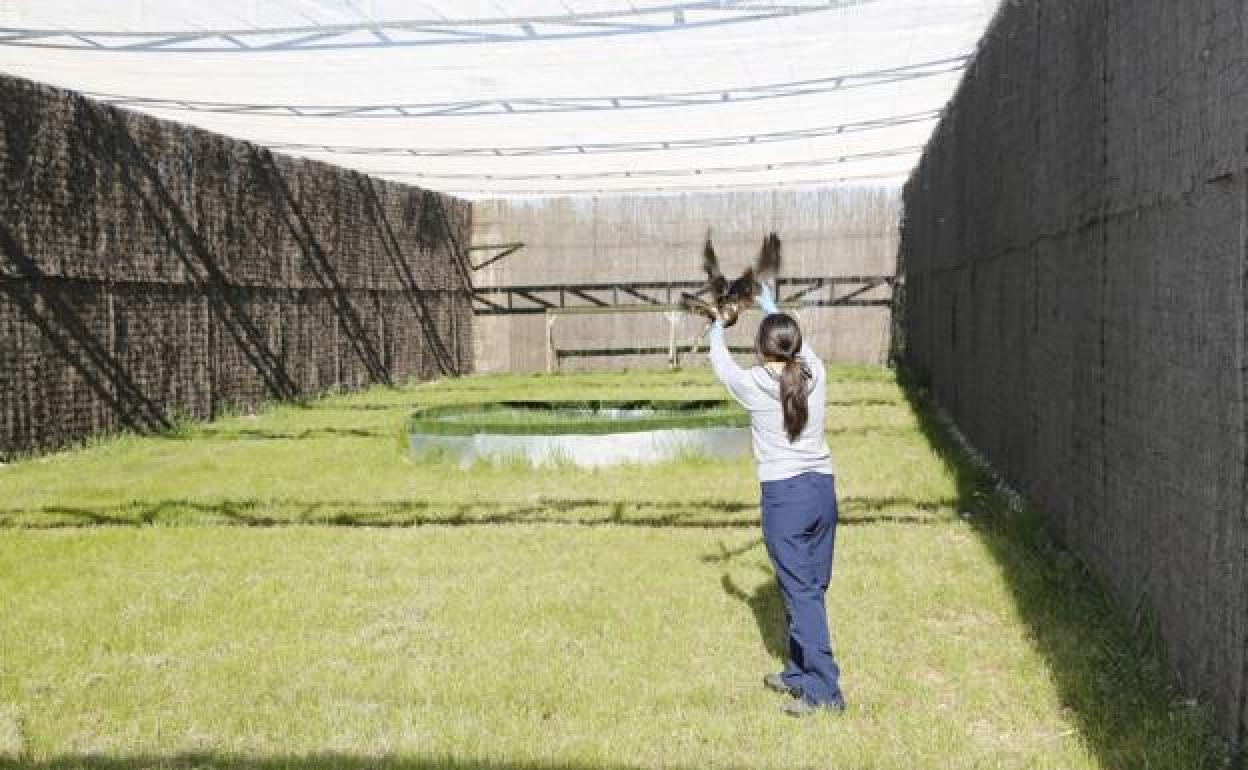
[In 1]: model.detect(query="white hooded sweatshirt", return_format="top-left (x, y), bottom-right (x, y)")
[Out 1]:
top-left (708, 327), bottom-right (834, 483)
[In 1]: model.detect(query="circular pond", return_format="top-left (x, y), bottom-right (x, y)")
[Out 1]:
top-left (408, 399), bottom-right (751, 468)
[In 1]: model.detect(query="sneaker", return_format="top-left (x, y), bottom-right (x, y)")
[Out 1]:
top-left (763, 672), bottom-right (800, 698)
top-left (780, 696), bottom-right (846, 717)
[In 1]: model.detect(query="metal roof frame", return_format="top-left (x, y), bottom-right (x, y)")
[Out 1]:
top-left (380, 145), bottom-right (922, 182)
top-left (263, 109), bottom-right (940, 159)
top-left (0, 0), bottom-right (873, 52)
top-left (81, 56), bottom-right (967, 118)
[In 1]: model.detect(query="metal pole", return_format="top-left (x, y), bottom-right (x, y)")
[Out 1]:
top-left (546, 312), bottom-right (558, 373)
top-left (668, 313), bottom-right (678, 369)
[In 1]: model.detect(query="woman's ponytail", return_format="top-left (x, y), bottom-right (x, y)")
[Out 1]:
top-left (757, 313), bottom-right (809, 442)
top-left (779, 355), bottom-right (809, 442)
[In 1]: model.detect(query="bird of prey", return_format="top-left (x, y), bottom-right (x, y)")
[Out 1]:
top-left (680, 231), bottom-right (781, 328)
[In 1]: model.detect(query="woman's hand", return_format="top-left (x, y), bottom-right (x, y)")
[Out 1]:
top-left (756, 282), bottom-right (780, 316)
top-left (701, 302), bottom-right (721, 331)
top-left (704, 314), bottom-right (725, 346)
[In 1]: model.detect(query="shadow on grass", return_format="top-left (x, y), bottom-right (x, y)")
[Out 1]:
top-left (826, 397), bottom-right (903, 407)
top-left (166, 427), bottom-right (389, 441)
top-left (705, 534), bottom-right (786, 663)
top-left (699, 536), bottom-right (765, 563)
top-left (824, 424), bottom-right (916, 437)
top-left (0, 756), bottom-right (756, 770)
top-left (0, 496), bottom-right (953, 530)
top-left (297, 403), bottom-right (414, 412)
top-left (896, 370), bottom-right (1226, 769)
top-left (721, 572), bottom-right (788, 661)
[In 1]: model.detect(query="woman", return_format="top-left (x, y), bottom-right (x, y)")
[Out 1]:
top-left (706, 283), bottom-right (845, 717)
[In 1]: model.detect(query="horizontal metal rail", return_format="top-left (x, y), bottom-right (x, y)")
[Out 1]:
top-left (473, 275), bottom-right (895, 315)
top-left (557, 345), bottom-right (755, 359)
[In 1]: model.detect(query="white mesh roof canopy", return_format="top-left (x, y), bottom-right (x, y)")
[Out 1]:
top-left (0, 1), bottom-right (999, 198)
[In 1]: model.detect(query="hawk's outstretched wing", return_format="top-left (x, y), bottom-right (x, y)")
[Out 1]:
top-left (703, 233), bottom-right (728, 298)
top-left (757, 232), bottom-right (781, 282)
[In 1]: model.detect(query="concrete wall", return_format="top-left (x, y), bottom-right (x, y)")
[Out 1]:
top-left (900, 0), bottom-right (1247, 746)
top-left (0, 74), bottom-right (473, 458)
top-left (473, 188), bottom-right (899, 372)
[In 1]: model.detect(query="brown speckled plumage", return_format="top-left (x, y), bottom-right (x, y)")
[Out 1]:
top-left (681, 231), bottom-right (781, 327)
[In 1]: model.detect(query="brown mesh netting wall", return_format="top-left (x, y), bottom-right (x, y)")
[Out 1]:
top-left (900, 0), bottom-right (1247, 746)
top-left (0, 74), bottom-right (473, 458)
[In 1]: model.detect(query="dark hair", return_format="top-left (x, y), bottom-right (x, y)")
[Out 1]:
top-left (756, 313), bottom-right (808, 442)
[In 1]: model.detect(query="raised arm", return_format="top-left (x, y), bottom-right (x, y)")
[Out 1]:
top-left (756, 281), bottom-right (781, 317)
top-left (707, 320), bottom-right (756, 407)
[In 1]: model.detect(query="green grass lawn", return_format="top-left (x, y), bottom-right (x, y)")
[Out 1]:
top-left (0, 367), bottom-right (1227, 769)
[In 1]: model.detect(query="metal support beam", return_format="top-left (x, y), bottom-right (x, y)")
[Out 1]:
top-left (473, 276), bottom-right (895, 315)
top-left (468, 242), bottom-right (525, 271)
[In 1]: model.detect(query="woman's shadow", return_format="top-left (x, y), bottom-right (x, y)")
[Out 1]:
top-left (704, 539), bottom-right (787, 659)
top-left (721, 571), bottom-right (788, 660)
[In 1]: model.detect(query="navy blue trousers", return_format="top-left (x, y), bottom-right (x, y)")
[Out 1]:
top-left (760, 471), bottom-right (843, 707)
